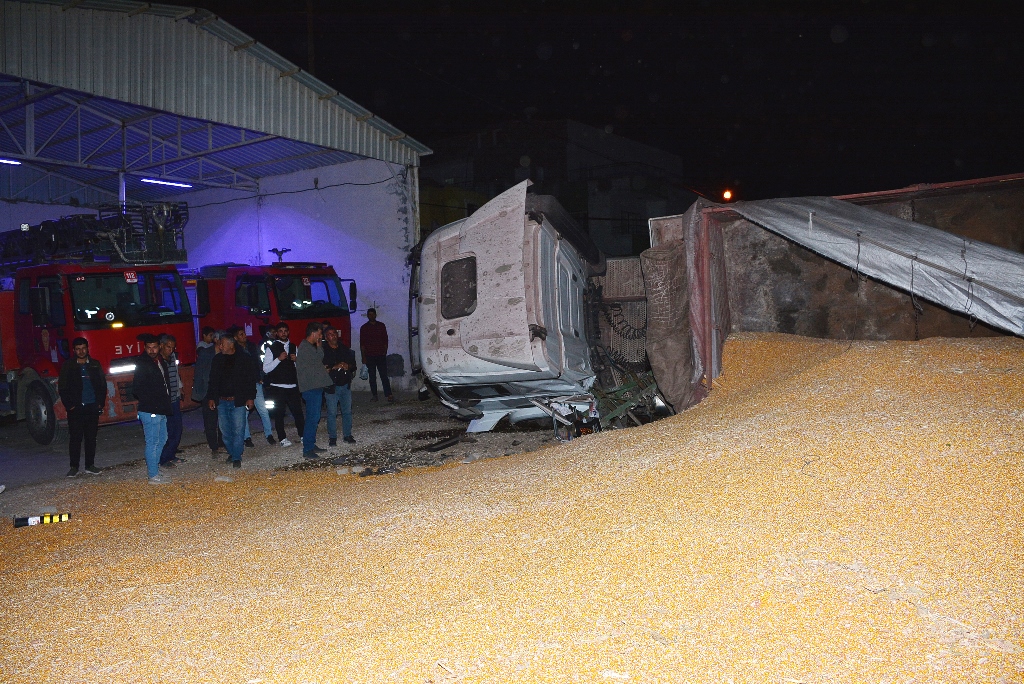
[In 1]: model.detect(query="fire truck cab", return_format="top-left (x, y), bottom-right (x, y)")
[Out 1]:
top-left (194, 262), bottom-right (357, 347)
top-left (0, 203), bottom-right (196, 444)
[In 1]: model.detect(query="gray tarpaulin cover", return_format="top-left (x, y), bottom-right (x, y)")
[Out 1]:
top-left (641, 242), bottom-right (706, 412)
top-left (729, 196), bottom-right (1024, 337)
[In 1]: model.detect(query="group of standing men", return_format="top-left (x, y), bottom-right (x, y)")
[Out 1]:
top-left (59, 334), bottom-right (185, 481)
top-left (173, 320), bottom-right (360, 481)
top-left (53, 311), bottom-right (390, 486)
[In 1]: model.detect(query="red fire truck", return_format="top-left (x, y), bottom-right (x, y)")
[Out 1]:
top-left (0, 204), bottom-right (197, 444)
top-left (192, 262), bottom-right (356, 348)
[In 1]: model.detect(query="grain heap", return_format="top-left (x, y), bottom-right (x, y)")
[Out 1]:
top-left (1, 332), bottom-right (1021, 682)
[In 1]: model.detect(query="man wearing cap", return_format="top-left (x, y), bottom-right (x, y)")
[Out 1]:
top-left (58, 337), bottom-right (107, 477)
top-left (131, 333), bottom-right (173, 484)
top-left (359, 307), bottom-right (393, 402)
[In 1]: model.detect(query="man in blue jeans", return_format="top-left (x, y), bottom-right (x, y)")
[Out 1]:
top-left (157, 334), bottom-right (186, 469)
top-left (321, 324), bottom-right (356, 446)
top-left (295, 322), bottom-right (332, 459)
top-left (231, 326), bottom-right (275, 446)
top-left (131, 333), bottom-right (173, 484)
top-left (206, 331), bottom-right (257, 468)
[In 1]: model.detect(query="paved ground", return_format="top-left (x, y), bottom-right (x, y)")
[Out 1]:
top-left (0, 389), bottom-right (554, 499)
top-left (0, 401), bottom-right (206, 489)
top-left (0, 390), bottom-right (407, 488)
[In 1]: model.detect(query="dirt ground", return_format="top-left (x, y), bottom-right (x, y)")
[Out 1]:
top-left (1, 333), bottom-right (1022, 683)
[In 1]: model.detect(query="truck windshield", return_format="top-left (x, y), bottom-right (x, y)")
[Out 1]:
top-left (69, 271), bottom-right (192, 329)
top-left (273, 274), bottom-right (350, 319)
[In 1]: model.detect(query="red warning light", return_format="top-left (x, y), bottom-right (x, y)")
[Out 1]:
top-left (722, 190), bottom-right (733, 201)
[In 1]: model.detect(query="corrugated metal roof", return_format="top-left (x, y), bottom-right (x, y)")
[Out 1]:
top-left (0, 71), bottom-right (373, 203)
top-left (0, 0), bottom-right (431, 165)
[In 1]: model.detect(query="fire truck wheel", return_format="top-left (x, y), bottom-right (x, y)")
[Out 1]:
top-left (25, 382), bottom-right (67, 446)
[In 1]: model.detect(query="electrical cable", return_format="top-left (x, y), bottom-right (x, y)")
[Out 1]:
top-left (182, 167), bottom-right (398, 210)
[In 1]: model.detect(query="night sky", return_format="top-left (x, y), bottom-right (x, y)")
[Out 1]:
top-left (192, 0), bottom-right (1023, 200)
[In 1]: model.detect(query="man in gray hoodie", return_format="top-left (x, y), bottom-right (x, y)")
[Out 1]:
top-left (296, 321), bottom-right (332, 459)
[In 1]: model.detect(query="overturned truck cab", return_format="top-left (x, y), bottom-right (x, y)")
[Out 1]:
top-left (411, 180), bottom-right (604, 433)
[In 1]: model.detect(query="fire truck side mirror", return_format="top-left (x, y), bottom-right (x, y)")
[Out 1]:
top-left (29, 287), bottom-right (51, 327)
top-left (348, 282), bottom-right (357, 314)
top-left (195, 279), bottom-right (210, 316)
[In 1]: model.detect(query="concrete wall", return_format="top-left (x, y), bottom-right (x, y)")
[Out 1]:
top-left (178, 158), bottom-right (418, 392)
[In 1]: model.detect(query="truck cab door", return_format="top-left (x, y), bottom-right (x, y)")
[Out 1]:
top-left (233, 275), bottom-right (271, 339)
top-left (17, 275), bottom-right (67, 371)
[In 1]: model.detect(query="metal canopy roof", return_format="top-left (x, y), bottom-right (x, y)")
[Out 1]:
top-left (0, 0), bottom-right (432, 206)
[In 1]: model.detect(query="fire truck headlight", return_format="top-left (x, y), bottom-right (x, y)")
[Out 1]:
top-left (264, 400), bottom-right (275, 410)
top-left (109, 364), bottom-right (136, 375)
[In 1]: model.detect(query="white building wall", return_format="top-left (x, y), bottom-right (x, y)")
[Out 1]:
top-left (180, 157), bottom-right (417, 392)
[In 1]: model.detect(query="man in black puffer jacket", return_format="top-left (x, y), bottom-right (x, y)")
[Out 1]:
top-left (131, 333), bottom-right (173, 485)
top-left (206, 331), bottom-right (258, 468)
top-left (58, 337), bottom-right (108, 478)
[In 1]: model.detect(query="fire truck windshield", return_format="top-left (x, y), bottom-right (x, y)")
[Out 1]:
top-left (273, 274), bottom-right (350, 319)
top-left (69, 271), bottom-right (192, 329)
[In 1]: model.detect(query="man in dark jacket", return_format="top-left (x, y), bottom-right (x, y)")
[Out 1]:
top-left (58, 337), bottom-right (108, 477)
top-left (359, 307), bottom-right (393, 402)
top-left (206, 331), bottom-right (258, 467)
top-left (322, 324), bottom-right (357, 446)
top-left (157, 334), bottom-right (186, 469)
top-left (231, 325), bottom-right (275, 447)
top-left (132, 333), bottom-right (173, 485)
top-left (191, 326), bottom-right (221, 456)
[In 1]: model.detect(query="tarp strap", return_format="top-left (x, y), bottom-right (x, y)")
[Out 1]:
top-left (810, 212), bottom-right (1024, 308)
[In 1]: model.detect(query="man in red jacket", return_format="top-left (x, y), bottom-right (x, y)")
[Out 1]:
top-left (358, 308), bottom-right (393, 402)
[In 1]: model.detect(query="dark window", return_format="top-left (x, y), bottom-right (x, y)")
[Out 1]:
top-left (68, 271), bottom-right (191, 329)
top-left (234, 277), bottom-right (270, 314)
top-left (36, 277), bottom-right (66, 326)
top-left (441, 257), bottom-right (477, 319)
top-left (273, 275), bottom-right (349, 320)
top-left (18, 278), bottom-right (30, 314)
top-left (139, 272), bottom-right (189, 316)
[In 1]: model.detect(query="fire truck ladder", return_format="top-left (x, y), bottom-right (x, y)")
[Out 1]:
top-left (0, 202), bottom-right (189, 275)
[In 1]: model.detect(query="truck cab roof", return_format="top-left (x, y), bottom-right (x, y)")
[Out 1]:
top-left (197, 262), bottom-right (336, 278)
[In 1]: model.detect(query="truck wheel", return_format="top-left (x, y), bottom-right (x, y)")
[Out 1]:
top-left (25, 382), bottom-right (67, 445)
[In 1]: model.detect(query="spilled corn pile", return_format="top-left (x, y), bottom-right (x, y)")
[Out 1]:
top-left (1, 332), bottom-right (1022, 682)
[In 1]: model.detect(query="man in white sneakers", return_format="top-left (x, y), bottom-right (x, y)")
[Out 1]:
top-left (263, 322), bottom-right (304, 447)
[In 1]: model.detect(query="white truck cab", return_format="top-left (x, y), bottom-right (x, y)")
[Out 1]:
top-left (413, 181), bottom-right (601, 432)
